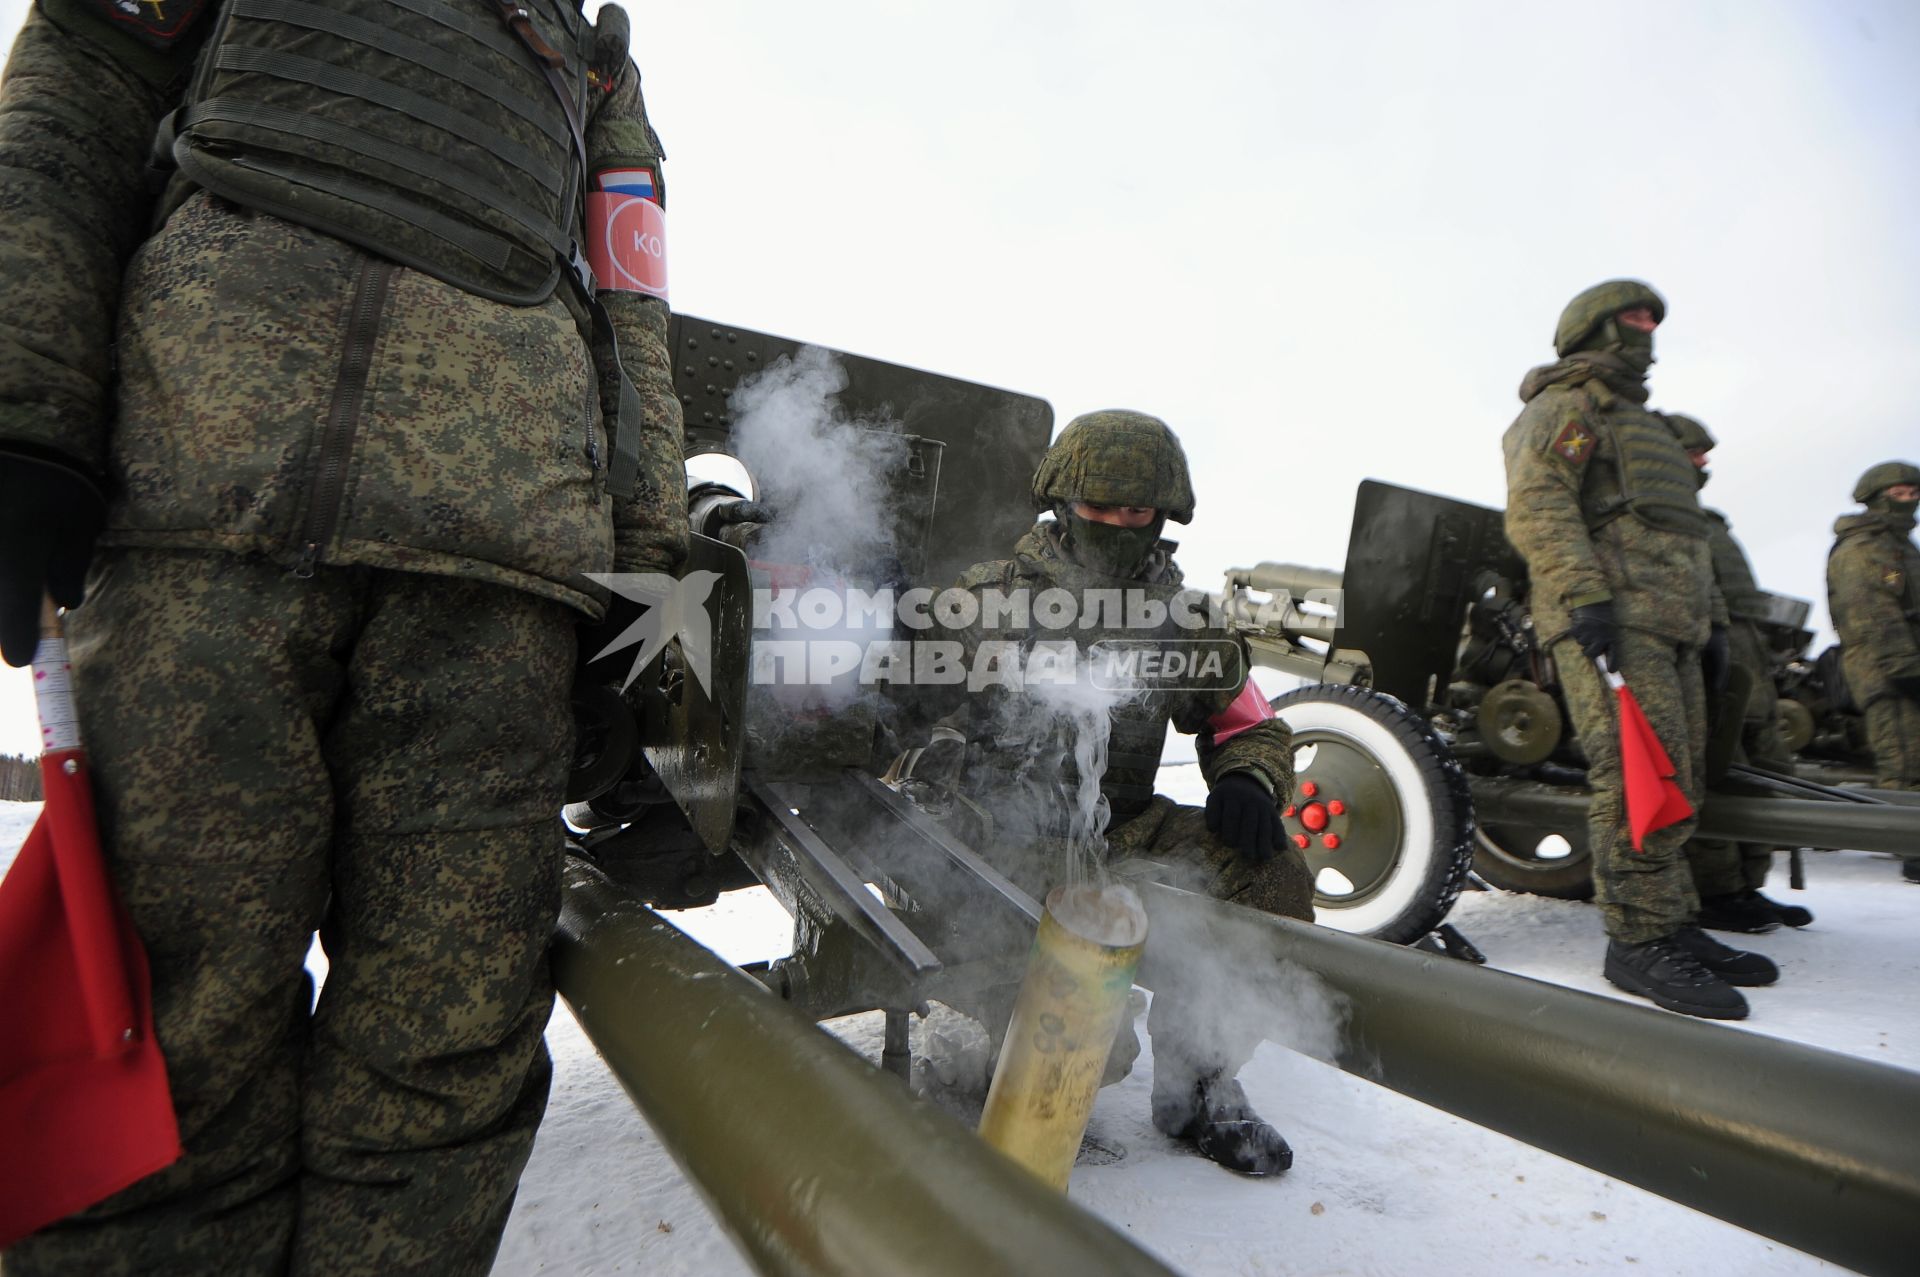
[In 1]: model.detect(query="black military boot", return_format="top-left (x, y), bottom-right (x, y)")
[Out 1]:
top-left (1151, 1071), bottom-right (1292, 1175)
top-left (1604, 935), bottom-right (1749, 1019)
top-left (1903, 859), bottom-right (1920, 884)
top-left (1750, 890), bottom-right (1813, 927)
top-left (1673, 924), bottom-right (1778, 986)
top-left (1696, 891), bottom-right (1780, 934)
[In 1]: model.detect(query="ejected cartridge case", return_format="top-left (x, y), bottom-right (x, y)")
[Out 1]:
top-left (977, 883), bottom-right (1148, 1191)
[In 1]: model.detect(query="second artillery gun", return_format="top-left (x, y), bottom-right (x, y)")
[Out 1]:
top-left (1221, 480), bottom-right (1920, 936)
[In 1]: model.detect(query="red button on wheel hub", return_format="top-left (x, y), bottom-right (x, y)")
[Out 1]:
top-left (1321, 834), bottom-right (1341, 850)
top-left (1300, 781), bottom-right (1319, 798)
top-left (1300, 802), bottom-right (1329, 832)
top-left (1292, 833), bottom-right (1311, 850)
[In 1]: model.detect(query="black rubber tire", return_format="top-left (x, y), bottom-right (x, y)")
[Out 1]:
top-left (1472, 824), bottom-right (1595, 899)
top-left (1269, 684), bottom-right (1476, 944)
top-left (567, 681), bottom-right (641, 804)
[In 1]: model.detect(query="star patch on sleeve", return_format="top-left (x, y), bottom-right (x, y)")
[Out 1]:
top-left (1550, 419), bottom-right (1594, 466)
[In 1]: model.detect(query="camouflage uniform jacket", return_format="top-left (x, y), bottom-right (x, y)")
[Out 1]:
top-left (1502, 376), bottom-right (1726, 647)
top-left (0, 0), bottom-right (686, 616)
top-left (935, 521), bottom-right (1292, 820)
top-left (1828, 511), bottom-right (1920, 702)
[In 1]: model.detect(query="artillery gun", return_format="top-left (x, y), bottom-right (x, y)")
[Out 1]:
top-left (548, 327), bottom-right (1920, 1277)
top-left (1222, 480), bottom-right (1920, 917)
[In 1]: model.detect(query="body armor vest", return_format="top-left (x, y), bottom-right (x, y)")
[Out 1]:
top-left (1707, 515), bottom-right (1768, 620)
top-left (171, 0), bottom-right (591, 305)
top-left (1583, 404), bottom-right (1712, 539)
top-left (967, 682), bottom-right (1170, 831)
top-left (961, 540), bottom-right (1188, 830)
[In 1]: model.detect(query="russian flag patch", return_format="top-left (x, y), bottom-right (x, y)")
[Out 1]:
top-left (594, 168), bottom-right (658, 202)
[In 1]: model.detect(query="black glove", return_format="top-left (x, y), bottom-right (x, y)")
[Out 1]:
top-left (1205, 771), bottom-right (1279, 864)
top-left (0, 454), bottom-right (105, 667)
top-left (708, 499), bottom-right (774, 528)
top-left (1567, 601), bottom-right (1618, 670)
top-left (1702, 624), bottom-right (1731, 698)
top-left (911, 732), bottom-right (966, 789)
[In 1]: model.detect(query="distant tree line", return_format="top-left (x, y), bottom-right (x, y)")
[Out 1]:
top-left (0, 754), bottom-right (42, 802)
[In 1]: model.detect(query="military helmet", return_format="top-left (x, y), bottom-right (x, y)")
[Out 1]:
top-left (1666, 413), bottom-right (1715, 452)
top-left (1852, 460), bottom-right (1920, 504)
top-left (1554, 279), bottom-right (1667, 357)
top-left (1031, 409), bottom-right (1195, 524)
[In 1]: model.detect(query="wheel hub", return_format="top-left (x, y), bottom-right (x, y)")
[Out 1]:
top-left (1281, 734), bottom-right (1405, 902)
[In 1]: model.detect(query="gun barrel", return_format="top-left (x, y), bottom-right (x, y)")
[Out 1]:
top-left (1226, 561), bottom-right (1345, 597)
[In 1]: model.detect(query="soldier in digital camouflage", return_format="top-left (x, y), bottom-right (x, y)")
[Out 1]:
top-left (920, 409), bottom-right (1311, 1176)
top-left (1502, 281), bottom-right (1778, 1020)
top-left (1665, 413), bottom-right (1814, 931)
top-left (0, 1), bottom-right (684, 1272)
top-left (1827, 460), bottom-right (1920, 883)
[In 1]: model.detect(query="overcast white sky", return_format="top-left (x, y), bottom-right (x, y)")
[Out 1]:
top-left (3, 0), bottom-right (1917, 755)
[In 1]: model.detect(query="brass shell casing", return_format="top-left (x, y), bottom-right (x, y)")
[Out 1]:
top-left (977, 883), bottom-right (1147, 1191)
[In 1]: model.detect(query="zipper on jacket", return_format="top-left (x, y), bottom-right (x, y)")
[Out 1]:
top-left (585, 399), bottom-right (603, 506)
top-left (296, 256), bottom-right (396, 578)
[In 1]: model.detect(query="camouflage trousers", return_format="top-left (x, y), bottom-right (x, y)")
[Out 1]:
top-left (1108, 796), bottom-right (1314, 1087)
top-left (1863, 692), bottom-right (1920, 791)
top-left (1685, 650), bottom-right (1790, 897)
top-left (1556, 631), bottom-right (1706, 943)
top-left (1685, 836), bottom-right (1772, 897)
top-left (5, 550), bottom-right (575, 1277)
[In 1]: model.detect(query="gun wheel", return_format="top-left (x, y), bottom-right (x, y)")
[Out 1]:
top-left (1270, 684), bottom-right (1475, 943)
top-left (1472, 824), bottom-right (1595, 899)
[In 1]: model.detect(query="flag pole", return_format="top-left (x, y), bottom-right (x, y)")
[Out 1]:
top-left (33, 598), bottom-right (136, 1058)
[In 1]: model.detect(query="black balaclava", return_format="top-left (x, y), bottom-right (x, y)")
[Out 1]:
top-left (1058, 505), bottom-right (1164, 577)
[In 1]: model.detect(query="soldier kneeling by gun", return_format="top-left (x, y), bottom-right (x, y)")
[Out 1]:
top-left (913, 410), bottom-right (1313, 1175)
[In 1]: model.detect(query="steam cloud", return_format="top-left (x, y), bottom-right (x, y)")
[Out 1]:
top-left (728, 345), bottom-right (909, 579)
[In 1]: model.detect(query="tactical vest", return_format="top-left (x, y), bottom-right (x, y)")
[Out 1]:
top-left (967, 677), bottom-right (1170, 830)
top-left (1582, 403), bottom-right (1712, 539)
top-left (169, 0), bottom-right (592, 306)
top-left (962, 544), bottom-right (1187, 829)
top-left (1707, 514), bottom-right (1768, 620)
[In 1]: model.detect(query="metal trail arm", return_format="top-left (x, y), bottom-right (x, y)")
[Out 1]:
top-left (1471, 773), bottom-right (1920, 854)
top-left (1140, 882), bottom-right (1920, 1277)
top-left (553, 859), bottom-right (1182, 1277)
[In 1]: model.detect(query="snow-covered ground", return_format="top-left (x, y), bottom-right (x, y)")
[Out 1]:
top-left (4, 772), bottom-right (1916, 1276)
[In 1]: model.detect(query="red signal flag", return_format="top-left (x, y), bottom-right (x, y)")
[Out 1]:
top-left (0, 609), bottom-right (180, 1248)
top-left (1602, 663), bottom-right (1695, 852)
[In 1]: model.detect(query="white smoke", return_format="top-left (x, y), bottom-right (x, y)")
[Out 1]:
top-left (727, 345), bottom-right (908, 577)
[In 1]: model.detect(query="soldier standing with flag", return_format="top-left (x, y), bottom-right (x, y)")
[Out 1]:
top-left (1501, 281), bottom-right (1776, 1019)
top-left (0, 0), bottom-right (685, 1271)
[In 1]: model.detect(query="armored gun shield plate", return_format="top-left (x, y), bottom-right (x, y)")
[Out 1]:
top-left (1340, 480), bottom-right (1524, 708)
top-left (579, 533), bottom-right (751, 854)
top-left (669, 314), bottom-right (1054, 589)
